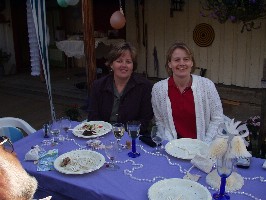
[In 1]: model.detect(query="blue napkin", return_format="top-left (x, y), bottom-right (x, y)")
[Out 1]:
top-left (37, 149), bottom-right (58, 172)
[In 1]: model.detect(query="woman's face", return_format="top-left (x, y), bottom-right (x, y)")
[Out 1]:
top-left (168, 48), bottom-right (193, 79)
top-left (111, 50), bottom-right (134, 81)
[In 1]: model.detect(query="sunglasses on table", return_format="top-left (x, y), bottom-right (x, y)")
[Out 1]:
top-left (0, 136), bottom-right (14, 153)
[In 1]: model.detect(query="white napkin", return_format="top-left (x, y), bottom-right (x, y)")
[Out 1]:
top-left (24, 145), bottom-right (41, 161)
top-left (191, 154), bottom-right (214, 173)
top-left (86, 139), bottom-right (105, 149)
top-left (183, 172), bottom-right (201, 182)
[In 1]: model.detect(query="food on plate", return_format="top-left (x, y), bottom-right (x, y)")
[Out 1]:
top-left (72, 121), bottom-right (112, 139)
top-left (77, 123), bottom-right (104, 135)
top-left (60, 157), bottom-right (71, 167)
top-left (83, 130), bottom-right (96, 136)
top-left (81, 124), bottom-right (102, 130)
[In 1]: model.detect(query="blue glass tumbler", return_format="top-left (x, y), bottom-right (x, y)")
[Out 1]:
top-left (127, 121), bottom-right (141, 158)
top-left (213, 155), bottom-right (234, 200)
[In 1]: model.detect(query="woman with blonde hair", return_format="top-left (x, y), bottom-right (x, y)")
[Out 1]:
top-left (151, 42), bottom-right (223, 143)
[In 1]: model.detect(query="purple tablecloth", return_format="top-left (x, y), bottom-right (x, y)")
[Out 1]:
top-left (14, 122), bottom-right (266, 200)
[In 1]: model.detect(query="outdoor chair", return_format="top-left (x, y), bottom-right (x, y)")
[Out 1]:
top-left (0, 117), bottom-right (36, 142)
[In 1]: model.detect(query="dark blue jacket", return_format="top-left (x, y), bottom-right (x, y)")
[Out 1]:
top-left (88, 73), bottom-right (153, 135)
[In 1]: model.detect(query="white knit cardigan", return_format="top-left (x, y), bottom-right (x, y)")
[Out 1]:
top-left (151, 75), bottom-right (224, 144)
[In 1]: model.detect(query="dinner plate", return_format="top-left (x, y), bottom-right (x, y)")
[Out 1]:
top-left (148, 178), bottom-right (212, 200)
top-left (54, 150), bottom-right (105, 174)
top-left (72, 121), bottom-right (112, 138)
top-left (165, 138), bottom-right (208, 159)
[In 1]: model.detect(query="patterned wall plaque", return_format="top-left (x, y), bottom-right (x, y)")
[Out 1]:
top-left (193, 23), bottom-right (215, 47)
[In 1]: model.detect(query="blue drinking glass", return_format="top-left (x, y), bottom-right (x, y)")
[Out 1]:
top-left (213, 154), bottom-right (234, 200)
top-left (127, 121), bottom-right (141, 158)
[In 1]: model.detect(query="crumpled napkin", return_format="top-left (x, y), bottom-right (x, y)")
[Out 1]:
top-left (183, 172), bottom-right (201, 182)
top-left (86, 139), bottom-right (105, 150)
top-left (191, 154), bottom-right (214, 174)
top-left (25, 145), bottom-right (42, 161)
top-left (37, 149), bottom-right (58, 172)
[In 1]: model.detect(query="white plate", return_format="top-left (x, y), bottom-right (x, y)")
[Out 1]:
top-left (148, 178), bottom-right (212, 200)
top-left (165, 138), bottom-right (208, 159)
top-left (72, 121), bottom-right (112, 138)
top-left (54, 150), bottom-right (105, 174)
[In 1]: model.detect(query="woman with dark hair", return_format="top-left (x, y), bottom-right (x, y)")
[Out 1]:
top-left (88, 42), bottom-right (153, 135)
top-left (152, 42), bottom-right (223, 143)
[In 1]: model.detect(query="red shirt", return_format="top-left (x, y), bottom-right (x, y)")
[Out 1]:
top-left (168, 76), bottom-right (197, 139)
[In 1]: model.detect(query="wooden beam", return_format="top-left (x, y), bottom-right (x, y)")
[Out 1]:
top-left (82, 0), bottom-right (96, 93)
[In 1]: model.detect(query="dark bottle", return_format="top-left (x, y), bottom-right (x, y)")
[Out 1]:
top-left (43, 124), bottom-right (49, 138)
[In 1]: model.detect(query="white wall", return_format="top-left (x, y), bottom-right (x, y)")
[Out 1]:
top-left (126, 0), bottom-right (266, 88)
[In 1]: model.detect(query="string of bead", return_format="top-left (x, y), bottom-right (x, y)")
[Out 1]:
top-left (138, 144), bottom-right (188, 174)
top-left (117, 159), bottom-right (166, 183)
top-left (242, 176), bottom-right (266, 183)
top-left (41, 137), bottom-right (87, 150)
top-left (65, 138), bottom-right (87, 150)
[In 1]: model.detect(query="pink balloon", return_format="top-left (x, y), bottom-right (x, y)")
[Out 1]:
top-left (110, 11), bottom-right (126, 30)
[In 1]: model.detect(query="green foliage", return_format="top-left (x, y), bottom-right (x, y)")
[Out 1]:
top-left (201, 0), bottom-right (266, 23)
top-left (246, 115), bottom-right (260, 139)
top-left (64, 104), bottom-right (82, 121)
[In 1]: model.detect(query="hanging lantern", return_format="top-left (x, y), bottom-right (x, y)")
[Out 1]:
top-left (65, 0), bottom-right (79, 6)
top-left (57, 0), bottom-right (68, 7)
top-left (110, 10), bottom-right (126, 30)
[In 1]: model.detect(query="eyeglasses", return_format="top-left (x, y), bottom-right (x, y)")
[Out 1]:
top-left (0, 136), bottom-right (14, 153)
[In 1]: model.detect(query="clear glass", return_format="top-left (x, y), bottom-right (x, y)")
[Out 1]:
top-left (49, 119), bottom-right (61, 145)
top-left (60, 117), bottom-right (71, 139)
top-left (213, 154), bottom-right (234, 200)
top-left (151, 125), bottom-right (164, 154)
top-left (105, 141), bottom-right (120, 170)
top-left (127, 121), bottom-right (141, 158)
top-left (112, 123), bottom-right (125, 152)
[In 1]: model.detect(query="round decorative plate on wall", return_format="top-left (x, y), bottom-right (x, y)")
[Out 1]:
top-left (193, 23), bottom-right (215, 47)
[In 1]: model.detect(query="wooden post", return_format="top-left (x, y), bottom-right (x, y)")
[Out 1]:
top-left (82, 0), bottom-right (96, 94)
top-left (259, 58), bottom-right (266, 158)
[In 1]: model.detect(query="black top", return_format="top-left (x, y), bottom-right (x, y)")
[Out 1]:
top-left (88, 73), bottom-right (154, 135)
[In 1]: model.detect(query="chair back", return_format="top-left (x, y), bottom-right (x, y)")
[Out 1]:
top-left (0, 117), bottom-right (36, 141)
top-left (0, 127), bottom-right (24, 142)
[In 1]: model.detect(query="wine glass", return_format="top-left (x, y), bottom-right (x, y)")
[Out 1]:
top-left (151, 125), bottom-right (164, 154)
top-left (112, 123), bottom-right (125, 152)
top-left (49, 119), bottom-right (61, 145)
top-left (213, 154), bottom-right (234, 200)
top-left (127, 121), bottom-right (141, 158)
top-left (60, 117), bottom-right (71, 139)
top-left (104, 141), bottom-right (120, 170)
